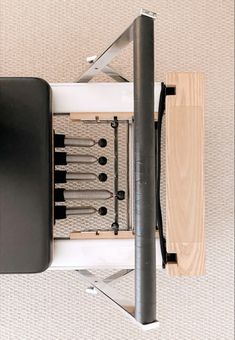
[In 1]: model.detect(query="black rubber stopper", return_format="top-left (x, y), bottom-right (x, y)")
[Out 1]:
top-left (111, 120), bottom-right (119, 128)
top-left (54, 170), bottom-right (67, 184)
top-left (98, 207), bottom-right (107, 216)
top-left (98, 173), bottom-right (107, 182)
top-left (54, 188), bottom-right (65, 202)
top-left (54, 134), bottom-right (65, 148)
top-left (54, 152), bottom-right (67, 165)
top-left (54, 206), bottom-right (66, 220)
top-left (98, 138), bottom-right (107, 148)
top-left (98, 156), bottom-right (107, 165)
top-left (111, 222), bottom-right (119, 235)
top-left (116, 190), bottom-right (125, 200)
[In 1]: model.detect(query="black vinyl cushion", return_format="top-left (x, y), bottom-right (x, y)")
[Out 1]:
top-left (0, 78), bottom-right (52, 273)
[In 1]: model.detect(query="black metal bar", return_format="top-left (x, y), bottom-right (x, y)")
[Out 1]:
top-left (111, 117), bottom-right (119, 234)
top-left (134, 15), bottom-right (156, 324)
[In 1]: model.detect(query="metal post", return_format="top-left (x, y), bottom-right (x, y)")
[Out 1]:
top-left (133, 15), bottom-right (156, 324)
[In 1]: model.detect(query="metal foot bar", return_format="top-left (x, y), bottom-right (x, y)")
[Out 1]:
top-left (134, 15), bottom-right (156, 324)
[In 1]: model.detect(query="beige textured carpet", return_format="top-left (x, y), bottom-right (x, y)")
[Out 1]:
top-left (0, 1), bottom-right (234, 339)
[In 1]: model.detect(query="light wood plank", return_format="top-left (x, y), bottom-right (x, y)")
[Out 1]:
top-left (70, 230), bottom-right (134, 240)
top-left (70, 112), bottom-right (133, 121)
top-left (70, 112), bottom-right (158, 121)
top-left (166, 72), bottom-right (205, 276)
top-left (70, 230), bottom-right (159, 240)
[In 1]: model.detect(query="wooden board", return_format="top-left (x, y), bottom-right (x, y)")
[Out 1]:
top-left (70, 112), bottom-right (133, 121)
top-left (70, 230), bottom-right (135, 240)
top-left (165, 72), bottom-right (205, 276)
top-left (70, 112), bottom-right (158, 121)
top-left (70, 230), bottom-right (159, 240)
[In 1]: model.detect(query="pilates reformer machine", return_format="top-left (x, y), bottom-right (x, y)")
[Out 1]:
top-left (0, 10), bottom-right (205, 329)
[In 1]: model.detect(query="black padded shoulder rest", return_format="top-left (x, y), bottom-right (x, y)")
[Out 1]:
top-left (0, 77), bottom-right (52, 273)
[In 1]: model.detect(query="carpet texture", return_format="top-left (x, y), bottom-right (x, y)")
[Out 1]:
top-left (0, 1), bottom-right (234, 339)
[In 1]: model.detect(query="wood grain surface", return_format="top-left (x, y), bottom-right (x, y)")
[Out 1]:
top-left (70, 112), bottom-right (158, 121)
top-left (70, 230), bottom-right (159, 240)
top-left (166, 72), bottom-right (205, 276)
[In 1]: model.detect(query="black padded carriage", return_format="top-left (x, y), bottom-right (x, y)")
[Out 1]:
top-left (0, 77), bottom-right (53, 273)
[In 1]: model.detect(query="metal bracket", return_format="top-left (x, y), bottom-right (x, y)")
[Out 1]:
top-left (77, 269), bottom-right (159, 330)
top-left (165, 86), bottom-right (176, 96)
top-left (140, 8), bottom-right (157, 19)
top-left (86, 55), bottom-right (129, 82)
top-left (78, 269), bottom-right (134, 314)
top-left (77, 9), bottom-right (156, 83)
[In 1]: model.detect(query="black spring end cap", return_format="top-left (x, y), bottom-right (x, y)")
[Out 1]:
top-left (98, 207), bottom-right (107, 216)
top-left (98, 156), bottom-right (107, 165)
top-left (98, 173), bottom-right (107, 182)
top-left (111, 222), bottom-right (119, 234)
top-left (98, 138), bottom-right (107, 148)
top-left (116, 190), bottom-right (125, 200)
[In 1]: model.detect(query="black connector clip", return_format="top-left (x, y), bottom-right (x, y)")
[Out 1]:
top-left (111, 222), bottom-right (119, 235)
top-left (166, 252), bottom-right (177, 264)
top-left (165, 86), bottom-right (176, 96)
top-left (54, 134), bottom-right (65, 148)
top-left (55, 206), bottom-right (66, 220)
top-left (116, 190), bottom-right (125, 200)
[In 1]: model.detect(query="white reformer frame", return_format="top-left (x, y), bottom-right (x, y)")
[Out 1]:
top-left (50, 81), bottom-right (162, 272)
top-left (51, 82), bottom-right (161, 114)
top-left (49, 82), bottom-right (162, 329)
top-left (49, 81), bottom-right (162, 330)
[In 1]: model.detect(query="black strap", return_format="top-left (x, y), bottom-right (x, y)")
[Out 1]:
top-left (156, 83), bottom-right (177, 267)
